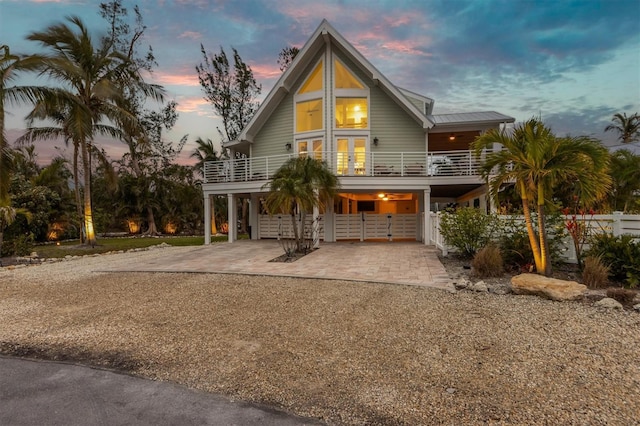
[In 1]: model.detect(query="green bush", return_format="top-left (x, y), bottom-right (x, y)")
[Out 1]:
top-left (439, 208), bottom-right (501, 258)
top-left (1, 233), bottom-right (35, 257)
top-left (586, 234), bottom-right (640, 288)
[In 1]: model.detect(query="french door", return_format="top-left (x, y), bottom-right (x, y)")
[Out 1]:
top-left (336, 137), bottom-right (367, 175)
top-left (297, 138), bottom-right (324, 160)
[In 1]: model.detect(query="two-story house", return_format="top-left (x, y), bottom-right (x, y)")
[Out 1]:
top-left (201, 19), bottom-right (514, 245)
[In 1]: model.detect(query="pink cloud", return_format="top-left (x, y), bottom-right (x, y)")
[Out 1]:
top-left (175, 96), bottom-right (210, 114)
top-left (178, 31), bottom-right (202, 40)
top-left (251, 63), bottom-right (283, 81)
top-left (381, 40), bottom-right (432, 58)
top-left (153, 71), bottom-right (200, 87)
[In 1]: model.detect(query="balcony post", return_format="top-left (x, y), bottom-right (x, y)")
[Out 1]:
top-left (423, 186), bottom-right (431, 245)
top-left (227, 193), bottom-right (236, 243)
top-left (204, 193), bottom-right (211, 245)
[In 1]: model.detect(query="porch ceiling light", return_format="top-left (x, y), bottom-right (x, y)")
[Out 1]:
top-left (449, 134), bottom-right (456, 141)
top-left (378, 193), bottom-right (385, 198)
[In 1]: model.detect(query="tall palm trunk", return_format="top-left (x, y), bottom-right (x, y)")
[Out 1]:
top-left (80, 139), bottom-right (96, 246)
top-left (72, 141), bottom-right (85, 243)
top-left (520, 182), bottom-right (543, 273)
top-left (537, 186), bottom-right (551, 275)
top-left (290, 204), bottom-right (301, 251)
top-left (210, 196), bottom-right (218, 234)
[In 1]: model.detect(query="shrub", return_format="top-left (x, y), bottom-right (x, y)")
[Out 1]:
top-left (606, 288), bottom-right (637, 306)
top-left (581, 256), bottom-right (610, 289)
top-left (498, 213), bottom-right (565, 272)
top-left (586, 234), bottom-right (640, 288)
top-left (471, 244), bottom-right (504, 278)
top-left (439, 208), bottom-right (501, 258)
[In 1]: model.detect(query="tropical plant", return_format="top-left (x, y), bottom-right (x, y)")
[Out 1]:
top-left (498, 212), bottom-right (566, 272)
top-left (100, 0), bottom-right (186, 236)
top-left (607, 149), bottom-right (640, 213)
top-left (0, 44), bottom-right (47, 204)
top-left (0, 200), bottom-right (16, 256)
top-left (586, 233), bottom-right (640, 288)
top-left (438, 207), bottom-right (501, 258)
top-left (604, 112), bottom-right (640, 145)
top-left (191, 137), bottom-right (227, 234)
top-left (473, 118), bottom-right (611, 276)
top-left (263, 156), bottom-right (339, 253)
top-left (25, 16), bottom-right (164, 246)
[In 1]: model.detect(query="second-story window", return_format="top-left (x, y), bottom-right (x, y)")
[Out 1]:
top-left (334, 59), bottom-right (368, 130)
top-left (295, 60), bottom-right (324, 133)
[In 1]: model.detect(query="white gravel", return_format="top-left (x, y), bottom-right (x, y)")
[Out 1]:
top-left (1, 247), bottom-right (639, 425)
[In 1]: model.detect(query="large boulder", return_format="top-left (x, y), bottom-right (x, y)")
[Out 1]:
top-left (510, 273), bottom-right (587, 301)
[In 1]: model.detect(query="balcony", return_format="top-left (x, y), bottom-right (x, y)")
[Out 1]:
top-left (203, 149), bottom-right (487, 184)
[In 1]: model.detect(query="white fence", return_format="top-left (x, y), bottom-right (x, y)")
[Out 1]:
top-left (259, 213), bottom-right (418, 241)
top-left (430, 212), bottom-right (640, 262)
top-left (258, 214), bottom-right (325, 240)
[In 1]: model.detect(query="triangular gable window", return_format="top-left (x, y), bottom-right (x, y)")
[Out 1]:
top-left (335, 60), bottom-right (364, 89)
top-left (298, 61), bottom-right (323, 94)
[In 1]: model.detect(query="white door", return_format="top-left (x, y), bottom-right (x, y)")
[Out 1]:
top-left (336, 137), bottom-right (367, 175)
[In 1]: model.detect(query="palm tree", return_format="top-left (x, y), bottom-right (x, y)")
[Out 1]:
top-left (0, 45), bottom-right (47, 204)
top-left (263, 156), bottom-right (339, 252)
top-left (608, 149), bottom-right (640, 213)
top-left (605, 112), bottom-right (640, 144)
top-left (26, 16), bottom-right (163, 246)
top-left (473, 118), bottom-right (611, 276)
top-left (191, 137), bottom-right (226, 234)
top-left (0, 200), bottom-right (17, 256)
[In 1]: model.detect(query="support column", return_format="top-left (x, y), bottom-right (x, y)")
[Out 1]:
top-left (324, 201), bottom-right (335, 242)
top-left (479, 193), bottom-right (488, 213)
top-left (250, 193), bottom-right (260, 240)
top-left (313, 201), bottom-right (320, 248)
top-left (204, 193), bottom-right (211, 245)
top-left (489, 193), bottom-right (497, 214)
top-left (227, 193), bottom-right (236, 243)
top-left (423, 187), bottom-right (431, 245)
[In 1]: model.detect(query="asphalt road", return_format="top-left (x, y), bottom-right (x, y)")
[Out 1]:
top-left (0, 356), bottom-right (323, 426)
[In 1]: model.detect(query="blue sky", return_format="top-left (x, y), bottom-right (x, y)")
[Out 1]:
top-left (1, 0), bottom-right (639, 164)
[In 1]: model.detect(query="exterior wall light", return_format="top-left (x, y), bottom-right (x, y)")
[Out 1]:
top-left (373, 137), bottom-right (379, 146)
top-left (285, 143), bottom-right (292, 151)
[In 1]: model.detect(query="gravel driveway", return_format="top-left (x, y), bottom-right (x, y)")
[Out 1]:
top-left (1, 246), bottom-right (639, 425)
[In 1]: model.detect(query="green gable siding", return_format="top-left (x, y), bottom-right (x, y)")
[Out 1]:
top-left (252, 91), bottom-right (294, 157)
top-left (252, 51), bottom-right (325, 158)
top-left (370, 86), bottom-right (424, 153)
top-left (405, 95), bottom-right (425, 113)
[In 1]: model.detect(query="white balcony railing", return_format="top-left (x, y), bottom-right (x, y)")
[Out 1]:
top-left (203, 150), bottom-right (486, 183)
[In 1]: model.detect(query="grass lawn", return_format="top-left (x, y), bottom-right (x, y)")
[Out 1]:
top-left (33, 235), bottom-right (236, 258)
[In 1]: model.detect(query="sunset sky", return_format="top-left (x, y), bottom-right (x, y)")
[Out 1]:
top-left (2, 0), bottom-right (639, 164)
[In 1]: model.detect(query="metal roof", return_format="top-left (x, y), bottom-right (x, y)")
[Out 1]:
top-left (428, 111), bottom-right (515, 126)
